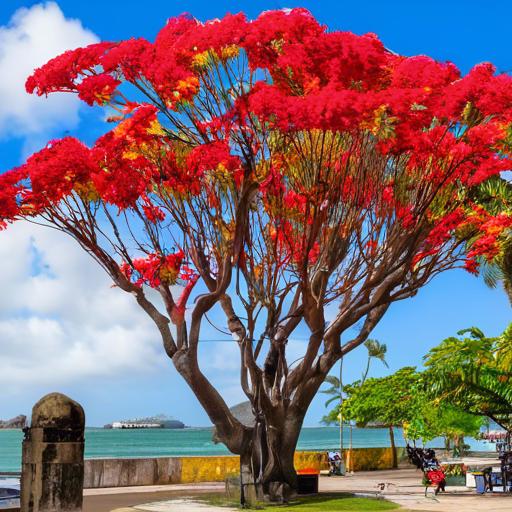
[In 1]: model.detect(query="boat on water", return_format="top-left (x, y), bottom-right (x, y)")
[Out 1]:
top-left (0, 477), bottom-right (20, 510)
top-left (104, 414), bottom-right (185, 429)
top-left (111, 420), bottom-right (163, 429)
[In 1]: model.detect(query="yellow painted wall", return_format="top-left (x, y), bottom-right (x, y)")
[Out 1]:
top-left (294, 451), bottom-right (328, 472)
top-left (85, 448), bottom-right (409, 487)
top-left (344, 447), bottom-right (406, 471)
top-left (179, 452), bottom-right (328, 483)
top-left (178, 449), bottom-right (405, 483)
top-left (180, 455), bottom-right (239, 483)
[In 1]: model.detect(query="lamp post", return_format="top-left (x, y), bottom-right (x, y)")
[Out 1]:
top-left (339, 357), bottom-right (343, 454)
top-left (338, 357), bottom-right (346, 475)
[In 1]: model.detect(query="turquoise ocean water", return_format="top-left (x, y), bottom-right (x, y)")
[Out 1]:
top-left (0, 426), bottom-right (495, 473)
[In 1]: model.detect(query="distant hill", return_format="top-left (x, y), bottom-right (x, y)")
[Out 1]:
top-left (212, 401), bottom-right (254, 443)
top-left (228, 401), bottom-right (255, 427)
top-left (0, 415), bottom-right (26, 429)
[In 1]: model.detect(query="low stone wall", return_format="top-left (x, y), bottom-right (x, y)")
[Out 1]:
top-left (83, 448), bottom-right (409, 488)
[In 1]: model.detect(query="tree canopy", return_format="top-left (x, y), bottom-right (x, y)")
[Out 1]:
top-left (324, 366), bottom-right (484, 456)
top-left (325, 367), bottom-right (419, 429)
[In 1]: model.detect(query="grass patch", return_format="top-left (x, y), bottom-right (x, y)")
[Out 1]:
top-left (264, 494), bottom-right (400, 511)
top-left (199, 492), bottom-right (401, 511)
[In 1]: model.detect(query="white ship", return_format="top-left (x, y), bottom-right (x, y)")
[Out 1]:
top-left (111, 420), bottom-right (162, 429)
top-left (106, 414), bottom-right (185, 429)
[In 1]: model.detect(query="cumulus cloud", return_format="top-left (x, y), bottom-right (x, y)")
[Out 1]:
top-left (0, 2), bottom-right (98, 138)
top-left (0, 222), bottom-right (165, 391)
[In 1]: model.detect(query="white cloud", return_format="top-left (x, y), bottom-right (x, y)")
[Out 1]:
top-left (0, 2), bottom-right (98, 138)
top-left (0, 222), bottom-right (165, 391)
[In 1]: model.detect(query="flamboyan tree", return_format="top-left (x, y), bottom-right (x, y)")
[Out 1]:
top-left (2, 8), bottom-right (512, 499)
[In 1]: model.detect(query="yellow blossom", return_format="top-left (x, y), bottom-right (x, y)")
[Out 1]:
top-left (147, 119), bottom-right (166, 136)
top-left (159, 266), bottom-right (179, 285)
top-left (192, 50), bottom-right (215, 68)
top-left (74, 181), bottom-right (100, 201)
top-left (122, 150), bottom-right (140, 160)
top-left (113, 119), bottom-right (130, 138)
top-left (220, 45), bottom-right (239, 60)
top-left (362, 104), bottom-right (397, 140)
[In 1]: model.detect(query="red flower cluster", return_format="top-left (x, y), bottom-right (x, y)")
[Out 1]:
top-left (269, 220), bottom-right (320, 267)
top-left (413, 210), bottom-right (466, 266)
top-left (26, 42), bottom-right (114, 95)
top-left (77, 74), bottom-right (121, 106)
top-left (142, 196), bottom-right (166, 223)
top-left (0, 169), bottom-right (26, 229)
top-left (91, 105), bottom-right (164, 208)
top-left (101, 38), bottom-right (152, 81)
top-left (120, 250), bottom-right (185, 288)
top-left (16, 137), bottom-right (95, 211)
top-left (464, 210), bottom-right (512, 272)
top-left (414, 206), bottom-right (512, 273)
top-left (0, 105), bottom-right (168, 217)
top-left (186, 141), bottom-right (241, 176)
top-left (5, 7), bottom-right (512, 281)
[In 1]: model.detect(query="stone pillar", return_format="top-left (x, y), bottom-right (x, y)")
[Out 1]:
top-left (21, 393), bottom-right (85, 512)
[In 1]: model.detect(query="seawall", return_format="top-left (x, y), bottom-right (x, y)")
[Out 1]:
top-left (83, 447), bottom-right (409, 488)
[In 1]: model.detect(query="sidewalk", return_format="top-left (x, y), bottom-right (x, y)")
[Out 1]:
top-left (84, 467), bottom-right (512, 512)
top-left (108, 499), bottom-right (233, 512)
top-left (83, 483), bottom-right (224, 512)
top-left (322, 467), bottom-right (512, 511)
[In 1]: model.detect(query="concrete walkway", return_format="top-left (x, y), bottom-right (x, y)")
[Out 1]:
top-left (322, 467), bottom-right (512, 511)
top-left (111, 499), bottom-right (234, 512)
top-left (91, 467), bottom-right (512, 512)
top-left (83, 484), bottom-right (224, 512)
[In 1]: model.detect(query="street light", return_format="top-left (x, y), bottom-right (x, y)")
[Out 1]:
top-left (338, 357), bottom-right (346, 475)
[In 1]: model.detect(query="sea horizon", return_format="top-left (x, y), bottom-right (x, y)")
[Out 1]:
top-left (0, 425), bottom-right (498, 474)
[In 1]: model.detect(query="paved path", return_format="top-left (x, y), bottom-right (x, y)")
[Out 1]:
top-left (117, 499), bottom-right (235, 512)
top-left (92, 466), bottom-right (512, 512)
top-left (322, 467), bottom-right (512, 511)
top-left (83, 484), bottom-right (224, 512)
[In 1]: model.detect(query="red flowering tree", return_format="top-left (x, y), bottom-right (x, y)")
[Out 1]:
top-left (2, 8), bottom-right (512, 499)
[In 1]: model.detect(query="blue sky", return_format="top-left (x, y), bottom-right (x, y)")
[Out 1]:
top-left (0, 1), bottom-right (510, 428)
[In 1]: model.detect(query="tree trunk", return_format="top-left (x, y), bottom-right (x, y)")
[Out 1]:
top-left (172, 348), bottom-right (318, 501)
top-left (389, 425), bottom-right (397, 469)
top-left (238, 413), bottom-right (303, 502)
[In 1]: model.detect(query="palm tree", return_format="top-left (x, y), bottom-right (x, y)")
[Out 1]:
top-left (480, 239), bottom-right (512, 305)
top-left (321, 364), bottom-right (345, 464)
top-left (362, 339), bottom-right (389, 382)
top-left (322, 374), bottom-right (343, 408)
top-left (470, 176), bottom-right (512, 305)
top-left (424, 325), bottom-right (512, 433)
top-left (322, 339), bottom-right (389, 472)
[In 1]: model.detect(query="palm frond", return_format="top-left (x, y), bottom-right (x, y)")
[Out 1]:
top-left (325, 395), bottom-right (341, 407)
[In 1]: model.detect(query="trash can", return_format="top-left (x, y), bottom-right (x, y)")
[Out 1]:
top-left (297, 469), bottom-right (319, 494)
top-left (473, 472), bottom-right (486, 494)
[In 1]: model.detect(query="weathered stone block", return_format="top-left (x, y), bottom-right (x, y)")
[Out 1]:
top-left (20, 393), bottom-right (85, 512)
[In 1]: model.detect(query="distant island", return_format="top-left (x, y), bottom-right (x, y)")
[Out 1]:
top-left (104, 414), bottom-right (185, 429)
top-left (0, 415), bottom-right (27, 429)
